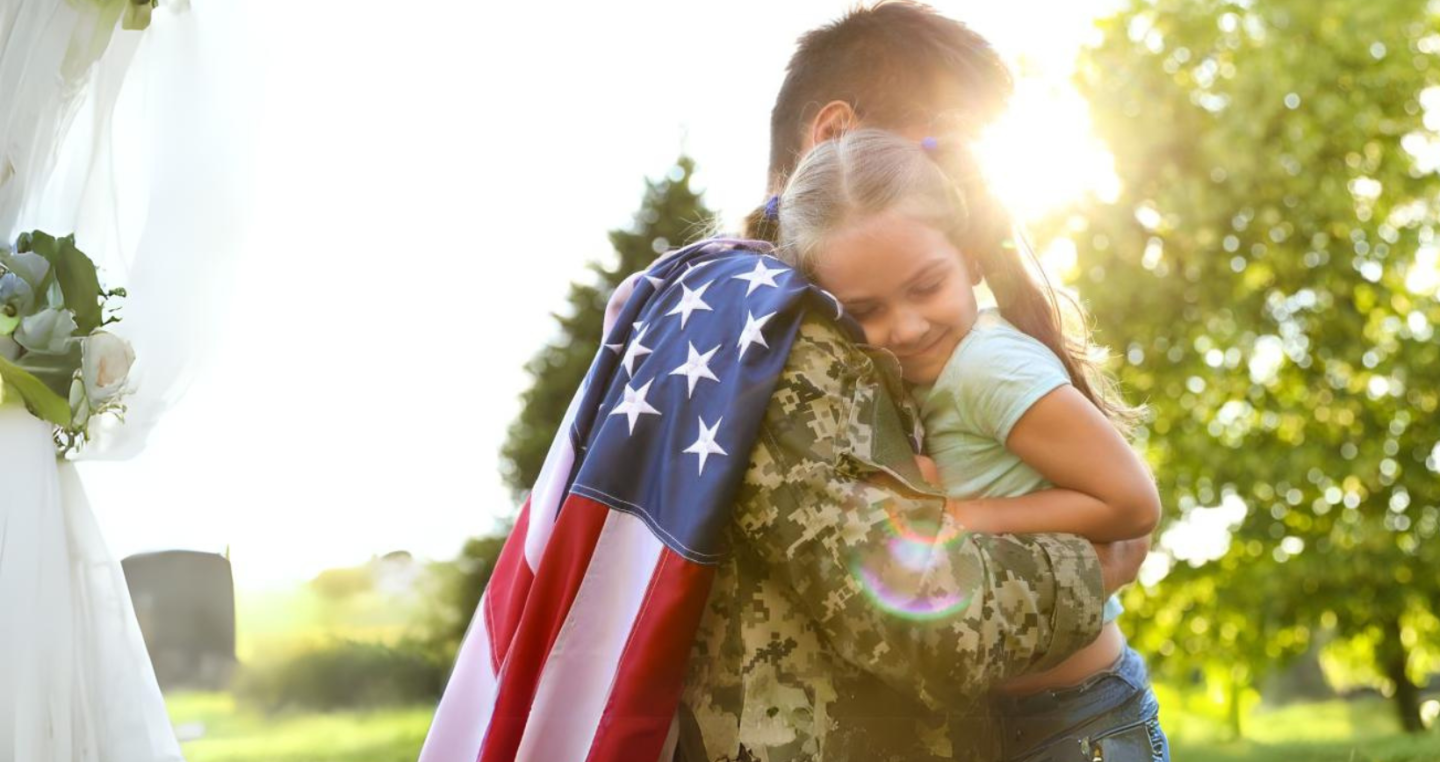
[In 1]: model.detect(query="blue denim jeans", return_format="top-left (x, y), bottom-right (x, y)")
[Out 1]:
top-left (992, 647), bottom-right (1170, 761)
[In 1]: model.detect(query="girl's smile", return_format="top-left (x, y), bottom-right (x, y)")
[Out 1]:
top-left (812, 208), bottom-right (979, 385)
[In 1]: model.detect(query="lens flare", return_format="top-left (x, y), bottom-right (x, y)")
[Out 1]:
top-left (850, 510), bottom-right (979, 621)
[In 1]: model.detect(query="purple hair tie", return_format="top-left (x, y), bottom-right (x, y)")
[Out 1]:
top-left (920, 136), bottom-right (940, 153)
top-left (763, 194), bottom-right (780, 221)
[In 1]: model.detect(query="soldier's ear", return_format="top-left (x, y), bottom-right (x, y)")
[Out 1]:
top-left (806, 101), bottom-right (858, 152)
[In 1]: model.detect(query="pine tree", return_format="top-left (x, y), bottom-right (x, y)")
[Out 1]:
top-left (500, 156), bottom-right (715, 497)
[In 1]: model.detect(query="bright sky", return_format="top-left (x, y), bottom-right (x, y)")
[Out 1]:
top-left (81, 0), bottom-right (1127, 588)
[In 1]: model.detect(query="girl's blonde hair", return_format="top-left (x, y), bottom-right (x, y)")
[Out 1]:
top-left (771, 128), bottom-right (1143, 434)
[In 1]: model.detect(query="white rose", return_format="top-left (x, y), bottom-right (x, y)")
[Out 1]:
top-left (82, 331), bottom-right (135, 403)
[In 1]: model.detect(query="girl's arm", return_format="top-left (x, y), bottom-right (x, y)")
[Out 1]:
top-left (946, 385), bottom-right (1160, 542)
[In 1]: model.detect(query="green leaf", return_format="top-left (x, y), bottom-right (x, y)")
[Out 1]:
top-left (0, 354), bottom-right (71, 426)
top-left (16, 341), bottom-right (83, 398)
top-left (19, 232), bottom-right (104, 334)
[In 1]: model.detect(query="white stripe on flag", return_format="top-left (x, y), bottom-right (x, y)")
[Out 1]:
top-left (527, 268), bottom-right (636, 572)
top-left (514, 509), bottom-right (666, 762)
top-left (417, 596), bottom-right (499, 762)
top-left (525, 387), bottom-right (581, 571)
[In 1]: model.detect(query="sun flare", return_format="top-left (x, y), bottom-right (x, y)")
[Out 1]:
top-left (974, 81), bottom-right (1121, 224)
top-left (969, 78), bottom-right (1121, 280)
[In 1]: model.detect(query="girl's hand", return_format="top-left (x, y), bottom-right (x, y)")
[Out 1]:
top-left (916, 456), bottom-right (1005, 534)
top-left (945, 497), bottom-right (1000, 534)
top-left (914, 454), bottom-right (941, 487)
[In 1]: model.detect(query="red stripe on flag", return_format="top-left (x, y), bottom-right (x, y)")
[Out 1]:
top-left (585, 547), bottom-right (716, 762)
top-left (483, 499), bottom-right (534, 670)
top-left (479, 495), bottom-right (611, 762)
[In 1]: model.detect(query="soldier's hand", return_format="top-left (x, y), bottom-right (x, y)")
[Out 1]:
top-left (914, 454), bottom-right (941, 487)
top-left (1092, 536), bottom-right (1150, 596)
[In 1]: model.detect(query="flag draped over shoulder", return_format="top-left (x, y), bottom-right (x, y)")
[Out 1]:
top-left (419, 239), bottom-right (855, 762)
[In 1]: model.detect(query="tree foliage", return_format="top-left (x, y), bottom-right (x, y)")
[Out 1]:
top-left (499, 157), bottom-right (715, 498)
top-left (423, 534), bottom-right (509, 660)
top-left (1066, 0), bottom-right (1440, 733)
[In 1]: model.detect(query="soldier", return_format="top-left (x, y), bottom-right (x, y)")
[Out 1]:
top-left (674, 3), bottom-right (1150, 760)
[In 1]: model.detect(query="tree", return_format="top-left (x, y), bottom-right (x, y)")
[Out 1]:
top-left (1065, 0), bottom-right (1440, 732)
top-left (499, 156), bottom-right (716, 498)
top-left (419, 159), bottom-right (715, 669)
top-left (422, 534), bottom-right (510, 660)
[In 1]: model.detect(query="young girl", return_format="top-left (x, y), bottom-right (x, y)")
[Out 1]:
top-left (771, 128), bottom-right (1170, 761)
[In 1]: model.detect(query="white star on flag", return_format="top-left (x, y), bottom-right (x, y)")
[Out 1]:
top-left (604, 342), bottom-right (624, 355)
top-left (666, 280), bottom-right (715, 329)
top-left (644, 274), bottom-right (666, 290)
top-left (683, 416), bottom-right (727, 475)
top-left (737, 310), bottom-right (775, 359)
top-left (621, 325), bottom-right (654, 376)
top-left (669, 342), bottom-right (721, 398)
top-left (682, 260), bottom-right (713, 280)
top-left (609, 379), bottom-right (662, 434)
top-left (731, 259), bottom-right (788, 296)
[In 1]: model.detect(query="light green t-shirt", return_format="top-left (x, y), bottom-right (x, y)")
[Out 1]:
top-left (914, 308), bottom-right (1124, 622)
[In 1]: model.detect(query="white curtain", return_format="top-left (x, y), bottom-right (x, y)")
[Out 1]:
top-left (0, 0), bottom-right (233, 758)
top-left (0, 407), bottom-right (184, 761)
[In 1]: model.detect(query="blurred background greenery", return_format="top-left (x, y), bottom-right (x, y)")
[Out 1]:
top-left (154, 0), bottom-right (1439, 758)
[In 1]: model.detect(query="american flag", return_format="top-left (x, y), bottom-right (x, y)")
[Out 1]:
top-left (418, 239), bottom-right (854, 762)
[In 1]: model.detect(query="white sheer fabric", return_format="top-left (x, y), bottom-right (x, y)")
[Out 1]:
top-left (1, 0), bottom-right (130, 236)
top-left (6, 0), bottom-right (234, 460)
top-left (0, 406), bottom-right (183, 762)
top-left (0, 0), bottom-right (223, 759)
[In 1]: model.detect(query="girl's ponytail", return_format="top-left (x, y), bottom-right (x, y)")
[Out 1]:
top-left (955, 165), bottom-right (1144, 434)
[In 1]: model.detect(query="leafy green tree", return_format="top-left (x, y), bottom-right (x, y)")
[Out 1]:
top-left (1066, 0), bottom-right (1440, 733)
top-left (422, 159), bottom-right (714, 669)
top-left (422, 534), bottom-right (509, 660)
top-left (500, 157), bottom-right (715, 498)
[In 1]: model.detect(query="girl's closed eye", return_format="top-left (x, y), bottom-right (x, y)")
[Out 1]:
top-left (847, 303), bottom-right (880, 320)
top-left (910, 276), bottom-right (945, 297)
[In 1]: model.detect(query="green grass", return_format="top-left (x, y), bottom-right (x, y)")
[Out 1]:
top-left (165, 690), bottom-right (1439, 762)
top-left (167, 692), bottom-right (431, 762)
top-left (1167, 695), bottom-right (1440, 762)
top-left (1172, 734), bottom-right (1440, 762)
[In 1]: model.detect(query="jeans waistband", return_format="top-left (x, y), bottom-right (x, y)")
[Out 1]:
top-left (992, 646), bottom-right (1150, 719)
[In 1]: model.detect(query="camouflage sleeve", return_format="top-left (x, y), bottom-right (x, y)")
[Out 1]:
top-left (736, 315), bottom-right (1106, 709)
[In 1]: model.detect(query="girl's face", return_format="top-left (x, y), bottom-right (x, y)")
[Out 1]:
top-left (814, 208), bottom-right (978, 385)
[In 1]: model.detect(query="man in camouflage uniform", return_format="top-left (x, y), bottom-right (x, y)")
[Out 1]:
top-left (676, 315), bottom-right (1124, 761)
top-left (674, 4), bottom-right (1148, 760)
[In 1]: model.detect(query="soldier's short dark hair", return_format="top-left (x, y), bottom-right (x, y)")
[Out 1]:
top-left (767, 2), bottom-right (1013, 188)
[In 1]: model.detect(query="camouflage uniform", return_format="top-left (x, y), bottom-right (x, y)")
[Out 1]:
top-left (676, 314), bottom-right (1106, 762)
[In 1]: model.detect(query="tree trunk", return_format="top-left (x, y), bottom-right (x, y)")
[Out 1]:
top-left (1380, 616), bottom-right (1425, 734)
top-left (1228, 666), bottom-right (1245, 740)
